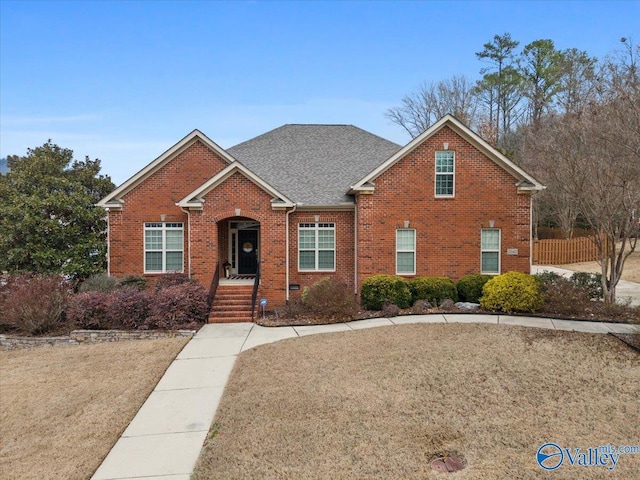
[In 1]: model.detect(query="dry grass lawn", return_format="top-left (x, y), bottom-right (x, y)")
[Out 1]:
top-left (0, 338), bottom-right (188, 480)
top-left (559, 249), bottom-right (640, 283)
top-left (194, 324), bottom-right (639, 479)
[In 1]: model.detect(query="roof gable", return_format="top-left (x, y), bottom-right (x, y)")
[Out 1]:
top-left (177, 162), bottom-right (294, 210)
top-left (350, 115), bottom-right (544, 193)
top-left (97, 129), bottom-right (237, 208)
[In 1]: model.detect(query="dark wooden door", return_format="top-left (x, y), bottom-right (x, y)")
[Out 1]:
top-left (238, 230), bottom-right (258, 275)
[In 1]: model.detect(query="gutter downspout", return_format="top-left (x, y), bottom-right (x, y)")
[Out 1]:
top-left (285, 203), bottom-right (297, 303)
top-left (354, 196), bottom-right (358, 295)
top-left (179, 206), bottom-right (192, 279)
top-left (105, 209), bottom-right (110, 277)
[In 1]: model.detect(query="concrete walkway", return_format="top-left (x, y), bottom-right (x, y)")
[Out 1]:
top-left (91, 314), bottom-right (639, 480)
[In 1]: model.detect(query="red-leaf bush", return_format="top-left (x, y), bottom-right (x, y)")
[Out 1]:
top-left (153, 273), bottom-right (193, 291)
top-left (67, 291), bottom-right (111, 329)
top-left (106, 286), bottom-right (152, 329)
top-left (0, 273), bottom-right (70, 335)
top-left (146, 282), bottom-right (209, 330)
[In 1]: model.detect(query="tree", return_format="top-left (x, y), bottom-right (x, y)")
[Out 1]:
top-left (385, 76), bottom-right (479, 138)
top-left (582, 38), bottom-right (640, 303)
top-left (519, 39), bottom-right (564, 126)
top-left (520, 39), bottom-right (640, 303)
top-left (556, 48), bottom-right (598, 115)
top-left (475, 33), bottom-right (522, 145)
top-left (0, 141), bottom-right (115, 280)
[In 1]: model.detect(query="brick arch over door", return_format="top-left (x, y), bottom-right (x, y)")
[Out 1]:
top-left (212, 210), bottom-right (266, 224)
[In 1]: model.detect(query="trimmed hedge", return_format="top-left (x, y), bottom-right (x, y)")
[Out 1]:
top-left (361, 274), bottom-right (412, 310)
top-left (480, 272), bottom-right (544, 313)
top-left (457, 274), bottom-right (492, 303)
top-left (409, 276), bottom-right (458, 306)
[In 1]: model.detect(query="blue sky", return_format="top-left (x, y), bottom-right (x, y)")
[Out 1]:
top-left (1, 0), bottom-right (638, 185)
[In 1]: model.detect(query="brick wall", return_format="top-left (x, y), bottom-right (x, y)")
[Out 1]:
top-left (106, 126), bottom-right (533, 311)
top-left (193, 171), bottom-right (289, 306)
top-left (287, 210), bottom-right (356, 301)
top-left (357, 126), bottom-right (532, 290)
top-left (108, 139), bottom-right (229, 280)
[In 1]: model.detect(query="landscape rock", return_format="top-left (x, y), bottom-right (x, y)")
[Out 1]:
top-left (455, 302), bottom-right (480, 311)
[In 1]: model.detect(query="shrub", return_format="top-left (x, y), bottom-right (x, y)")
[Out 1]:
top-left (147, 282), bottom-right (209, 329)
top-left (67, 291), bottom-right (111, 329)
top-left (302, 277), bottom-right (359, 320)
top-left (533, 271), bottom-right (561, 290)
top-left (539, 277), bottom-right (592, 317)
top-left (570, 272), bottom-right (603, 300)
top-left (106, 287), bottom-right (152, 329)
top-left (409, 276), bottom-right (458, 306)
top-left (480, 272), bottom-right (544, 313)
top-left (78, 273), bottom-right (119, 293)
top-left (118, 275), bottom-right (148, 291)
top-left (457, 274), bottom-right (492, 303)
top-left (360, 274), bottom-right (412, 310)
top-left (154, 273), bottom-right (193, 291)
top-left (0, 274), bottom-right (70, 335)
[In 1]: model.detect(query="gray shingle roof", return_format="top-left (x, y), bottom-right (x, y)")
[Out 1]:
top-left (227, 124), bottom-right (401, 206)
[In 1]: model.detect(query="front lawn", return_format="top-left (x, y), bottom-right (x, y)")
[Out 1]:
top-left (194, 323), bottom-right (639, 479)
top-left (0, 338), bottom-right (188, 480)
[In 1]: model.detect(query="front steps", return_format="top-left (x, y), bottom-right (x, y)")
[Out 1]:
top-left (208, 284), bottom-right (254, 323)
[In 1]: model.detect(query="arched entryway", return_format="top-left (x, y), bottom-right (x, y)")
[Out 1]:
top-left (221, 216), bottom-right (260, 278)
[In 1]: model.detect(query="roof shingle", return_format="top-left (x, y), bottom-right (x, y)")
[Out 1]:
top-left (227, 124), bottom-right (401, 205)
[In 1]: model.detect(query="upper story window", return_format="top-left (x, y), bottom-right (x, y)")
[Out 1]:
top-left (144, 222), bottom-right (184, 273)
top-left (298, 222), bottom-right (335, 271)
top-left (435, 150), bottom-right (455, 197)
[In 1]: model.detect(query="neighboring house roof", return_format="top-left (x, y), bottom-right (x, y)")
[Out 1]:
top-left (227, 124), bottom-right (402, 206)
top-left (351, 114), bottom-right (545, 194)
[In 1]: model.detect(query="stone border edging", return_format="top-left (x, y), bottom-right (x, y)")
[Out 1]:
top-left (0, 329), bottom-right (196, 350)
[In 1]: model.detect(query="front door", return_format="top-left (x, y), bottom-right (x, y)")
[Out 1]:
top-left (237, 229), bottom-right (258, 275)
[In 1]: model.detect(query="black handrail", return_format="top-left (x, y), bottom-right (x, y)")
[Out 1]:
top-left (251, 262), bottom-right (261, 320)
top-left (207, 263), bottom-right (220, 309)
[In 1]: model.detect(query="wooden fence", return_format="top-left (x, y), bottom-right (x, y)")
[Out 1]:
top-left (532, 237), bottom-right (600, 265)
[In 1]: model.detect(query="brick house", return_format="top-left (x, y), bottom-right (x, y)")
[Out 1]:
top-left (98, 115), bottom-right (544, 321)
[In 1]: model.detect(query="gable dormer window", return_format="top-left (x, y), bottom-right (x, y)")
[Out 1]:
top-left (435, 150), bottom-right (455, 197)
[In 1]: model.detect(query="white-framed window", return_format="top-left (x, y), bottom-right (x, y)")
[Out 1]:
top-left (298, 222), bottom-right (335, 271)
top-left (481, 228), bottom-right (500, 274)
top-left (396, 229), bottom-right (416, 275)
top-left (144, 222), bottom-right (184, 273)
top-left (435, 150), bottom-right (455, 197)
